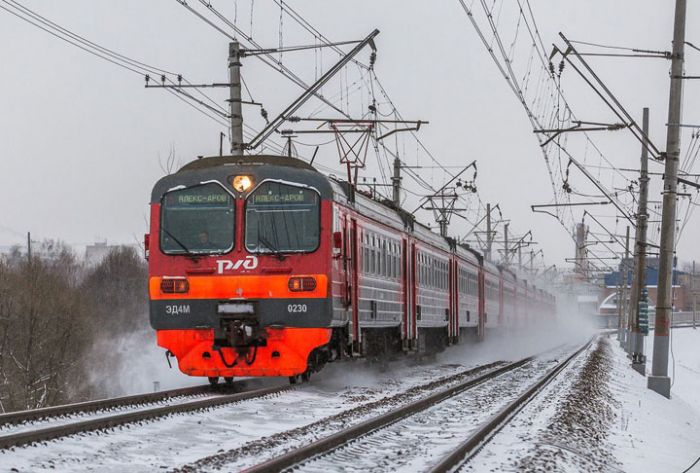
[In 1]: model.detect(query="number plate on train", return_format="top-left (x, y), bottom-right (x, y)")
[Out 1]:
top-left (218, 302), bottom-right (255, 314)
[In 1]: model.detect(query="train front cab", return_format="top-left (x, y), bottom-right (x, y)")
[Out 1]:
top-left (148, 156), bottom-right (336, 380)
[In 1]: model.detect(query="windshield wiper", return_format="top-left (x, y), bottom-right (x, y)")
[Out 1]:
top-left (258, 232), bottom-right (286, 260)
top-left (163, 228), bottom-right (191, 254)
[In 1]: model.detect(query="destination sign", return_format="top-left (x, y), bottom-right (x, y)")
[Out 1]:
top-left (165, 185), bottom-right (232, 207)
top-left (250, 184), bottom-right (318, 206)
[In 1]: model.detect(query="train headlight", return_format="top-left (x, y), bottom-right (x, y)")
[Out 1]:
top-left (232, 175), bottom-right (253, 192)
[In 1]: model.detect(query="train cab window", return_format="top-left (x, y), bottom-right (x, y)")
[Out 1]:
top-left (160, 183), bottom-right (234, 255)
top-left (245, 181), bottom-right (320, 254)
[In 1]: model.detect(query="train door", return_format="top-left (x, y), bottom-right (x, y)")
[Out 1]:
top-left (408, 241), bottom-right (418, 348)
top-left (337, 214), bottom-right (350, 309)
top-left (498, 275), bottom-right (504, 326)
top-left (449, 258), bottom-right (457, 343)
top-left (345, 217), bottom-right (361, 354)
top-left (401, 238), bottom-right (410, 350)
top-left (478, 267), bottom-right (486, 340)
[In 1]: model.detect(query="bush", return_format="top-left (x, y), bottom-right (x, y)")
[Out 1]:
top-left (0, 244), bottom-right (148, 412)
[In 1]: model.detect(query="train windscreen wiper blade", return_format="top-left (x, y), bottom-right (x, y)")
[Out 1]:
top-left (258, 231), bottom-right (287, 259)
top-left (258, 233), bottom-right (281, 254)
top-left (163, 228), bottom-right (191, 254)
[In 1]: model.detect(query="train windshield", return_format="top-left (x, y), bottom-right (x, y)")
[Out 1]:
top-left (160, 183), bottom-right (235, 255)
top-left (245, 181), bottom-right (320, 254)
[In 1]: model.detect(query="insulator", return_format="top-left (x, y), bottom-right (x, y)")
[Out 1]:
top-left (261, 108), bottom-right (269, 123)
top-left (548, 61), bottom-right (555, 75)
top-left (369, 52), bottom-right (376, 68)
top-left (161, 74), bottom-right (166, 84)
top-left (558, 60), bottom-right (565, 74)
top-left (177, 74), bottom-right (182, 83)
top-left (145, 75), bottom-right (150, 84)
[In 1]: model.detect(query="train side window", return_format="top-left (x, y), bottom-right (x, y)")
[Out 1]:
top-left (381, 240), bottom-right (387, 277)
top-left (387, 243), bottom-right (393, 279)
top-left (375, 242), bottom-right (380, 275)
top-left (427, 257), bottom-right (432, 287)
top-left (419, 254), bottom-right (426, 286)
top-left (468, 273), bottom-right (478, 296)
top-left (362, 245), bottom-right (370, 273)
top-left (394, 245), bottom-right (399, 279)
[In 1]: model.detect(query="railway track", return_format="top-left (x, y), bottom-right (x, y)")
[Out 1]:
top-left (239, 342), bottom-right (590, 473)
top-left (0, 380), bottom-right (289, 450)
top-left (429, 340), bottom-right (592, 473)
top-left (0, 381), bottom-right (254, 427)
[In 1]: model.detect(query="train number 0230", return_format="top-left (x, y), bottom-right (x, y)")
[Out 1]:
top-left (287, 304), bottom-right (308, 314)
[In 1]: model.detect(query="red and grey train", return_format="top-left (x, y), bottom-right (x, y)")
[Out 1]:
top-left (147, 155), bottom-right (556, 384)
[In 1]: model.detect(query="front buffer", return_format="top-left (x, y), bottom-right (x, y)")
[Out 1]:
top-left (149, 274), bottom-right (333, 378)
top-left (156, 327), bottom-right (331, 377)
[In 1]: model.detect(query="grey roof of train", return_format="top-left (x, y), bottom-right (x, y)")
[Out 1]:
top-left (151, 155), bottom-right (333, 202)
top-left (150, 155), bottom-right (540, 289)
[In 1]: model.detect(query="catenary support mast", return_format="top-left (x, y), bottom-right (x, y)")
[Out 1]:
top-left (630, 108), bottom-right (650, 373)
top-left (229, 41), bottom-right (244, 155)
top-left (392, 157), bottom-right (402, 206)
top-left (486, 203), bottom-right (492, 261)
top-left (649, 0), bottom-right (687, 398)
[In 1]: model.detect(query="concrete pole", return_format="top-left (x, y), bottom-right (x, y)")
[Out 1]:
top-left (439, 220), bottom-right (448, 238)
top-left (575, 223), bottom-right (586, 277)
top-left (486, 203), bottom-right (492, 262)
top-left (229, 41), bottom-right (244, 156)
top-left (631, 108), bottom-right (650, 373)
top-left (26, 231), bottom-right (31, 263)
top-left (649, 0), bottom-right (687, 398)
top-left (504, 223), bottom-right (509, 268)
top-left (392, 157), bottom-right (402, 207)
top-left (693, 260), bottom-right (696, 329)
top-left (286, 136), bottom-right (294, 158)
top-left (617, 255), bottom-right (624, 336)
top-left (518, 244), bottom-right (522, 272)
top-left (622, 226), bottom-right (630, 349)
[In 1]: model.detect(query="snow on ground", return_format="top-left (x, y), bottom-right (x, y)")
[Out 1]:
top-left (609, 328), bottom-right (700, 472)
top-left (297, 353), bottom-right (572, 473)
top-left (0, 353), bottom-right (499, 472)
top-left (0, 319), bottom-right (591, 473)
top-left (645, 327), bottom-right (700, 409)
top-left (464, 339), bottom-right (607, 472)
top-left (467, 332), bottom-right (700, 473)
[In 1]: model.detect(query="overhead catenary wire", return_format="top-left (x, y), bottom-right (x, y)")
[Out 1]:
top-left (0, 0), bottom-right (291, 157)
top-left (457, 0), bottom-right (639, 238)
top-left (179, 0), bottom-right (350, 118)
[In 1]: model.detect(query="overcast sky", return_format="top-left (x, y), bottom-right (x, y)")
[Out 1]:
top-left (0, 0), bottom-right (698, 271)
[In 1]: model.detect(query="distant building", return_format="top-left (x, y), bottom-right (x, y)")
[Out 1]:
top-left (85, 241), bottom-right (124, 266)
top-left (603, 257), bottom-right (686, 310)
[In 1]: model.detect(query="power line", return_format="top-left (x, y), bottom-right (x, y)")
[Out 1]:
top-left (0, 0), bottom-right (286, 155)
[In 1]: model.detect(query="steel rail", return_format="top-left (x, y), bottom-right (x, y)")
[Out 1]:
top-left (0, 384), bottom-right (224, 427)
top-left (242, 357), bottom-right (535, 473)
top-left (0, 384), bottom-right (289, 450)
top-left (428, 340), bottom-right (593, 473)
